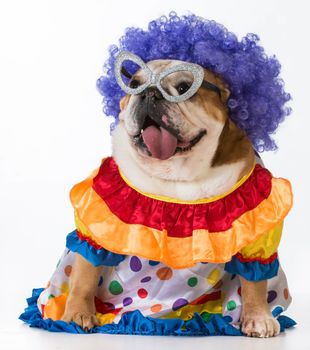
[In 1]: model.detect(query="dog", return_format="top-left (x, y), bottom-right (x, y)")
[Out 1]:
top-left (60, 57), bottom-right (286, 338)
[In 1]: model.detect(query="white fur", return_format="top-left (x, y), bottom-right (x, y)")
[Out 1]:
top-left (112, 122), bottom-right (247, 201)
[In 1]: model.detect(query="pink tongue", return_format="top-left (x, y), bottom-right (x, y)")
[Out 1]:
top-left (142, 125), bottom-right (178, 160)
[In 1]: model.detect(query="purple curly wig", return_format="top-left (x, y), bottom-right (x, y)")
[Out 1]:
top-left (96, 12), bottom-right (291, 152)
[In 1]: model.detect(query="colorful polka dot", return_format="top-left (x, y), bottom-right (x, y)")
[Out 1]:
top-left (267, 290), bottom-right (277, 303)
top-left (98, 276), bottom-right (104, 287)
top-left (227, 300), bottom-right (237, 311)
top-left (109, 280), bottom-right (123, 295)
top-left (123, 297), bottom-right (133, 306)
top-left (187, 277), bottom-right (198, 287)
top-left (172, 298), bottom-right (188, 311)
top-left (130, 256), bottom-right (142, 272)
top-left (151, 304), bottom-right (162, 313)
top-left (60, 282), bottom-right (69, 294)
top-left (207, 268), bottom-right (221, 286)
top-left (149, 260), bottom-right (160, 266)
top-left (64, 265), bottom-right (72, 277)
top-left (283, 288), bottom-right (289, 300)
top-left (48, 294), bottom-right (55, 299)
top-left (140, 276), bottom-right (152, 283)
top-left (137, 288), bottom-right (148, 298)
top-left (237, 286), bottom-right (242, 296)
top-left (156, 267), bottom-right (173, 280)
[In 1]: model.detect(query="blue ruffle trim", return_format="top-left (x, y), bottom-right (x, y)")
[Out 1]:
top-left (66, 230), bottom-right (125, 267)
top-left (224, 255), bottom-right (279, 281)
top-left (19, 288), bottom-right (296, 336)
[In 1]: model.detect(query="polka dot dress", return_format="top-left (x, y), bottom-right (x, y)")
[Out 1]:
top-left (37, 249), bottom-right (292, 326)
top-left (24, 157), bottom-right (295, 334)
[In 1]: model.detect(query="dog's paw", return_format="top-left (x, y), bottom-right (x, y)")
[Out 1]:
top-left (62, 311), bottom-right (99, 331)
top-left (240, 314), bottom-right (280, 338)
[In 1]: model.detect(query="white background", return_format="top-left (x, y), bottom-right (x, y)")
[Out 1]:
top-left (0, 0), bottom-right (309, 349)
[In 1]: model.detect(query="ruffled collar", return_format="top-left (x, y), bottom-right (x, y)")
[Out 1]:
top-left (92, 157), bottom-right (272, 237)
top-left (70, 157), bottom-right (292, 267)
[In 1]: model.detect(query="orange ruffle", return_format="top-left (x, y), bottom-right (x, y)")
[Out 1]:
top-left (70, 170), bottom-right (293, 269)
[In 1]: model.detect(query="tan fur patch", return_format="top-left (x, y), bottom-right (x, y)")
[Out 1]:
top-left (212, 118), bottom-right (254, 169)
top-left (120, 95), bottom-right (130, 111)
top-left (193, 70), bottom-right (230, 123)
top-left (194, 69), bottom-right (254, 170)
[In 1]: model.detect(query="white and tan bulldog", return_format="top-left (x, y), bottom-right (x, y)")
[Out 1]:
top-left (61, 57), bottom-right (283, 338)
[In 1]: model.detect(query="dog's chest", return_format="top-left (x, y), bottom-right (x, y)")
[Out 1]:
top-left (126, 161), bottom-right (246, 201)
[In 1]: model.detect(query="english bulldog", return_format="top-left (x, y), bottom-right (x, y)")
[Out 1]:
top-left (61, 53), bottom-right (285, 338)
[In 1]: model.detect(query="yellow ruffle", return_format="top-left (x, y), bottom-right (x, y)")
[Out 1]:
top-left (239, 222), bottom-right (283, 259)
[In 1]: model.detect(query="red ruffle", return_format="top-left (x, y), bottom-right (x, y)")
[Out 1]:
top-left (76, 230), bottom-right (103, 250)
top-left (92, 157), bottom-right (272, 238)
top-left (235, 252), bottom-right (278, 264)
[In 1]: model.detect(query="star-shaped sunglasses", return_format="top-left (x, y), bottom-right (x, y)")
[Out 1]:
top-left (114, 51), bottom-right (222, 103)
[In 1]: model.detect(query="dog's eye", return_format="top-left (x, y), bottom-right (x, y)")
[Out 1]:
top-left (129, 79), bottom-right (141, 89)
top-left (176, 82), bottom-right (190, 95)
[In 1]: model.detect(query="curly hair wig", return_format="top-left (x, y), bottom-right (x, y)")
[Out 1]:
top-left (96, 12), bottom-right (291, 152)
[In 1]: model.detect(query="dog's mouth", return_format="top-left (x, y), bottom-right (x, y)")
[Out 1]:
top-left (132, 115), bottom-right (206, 160)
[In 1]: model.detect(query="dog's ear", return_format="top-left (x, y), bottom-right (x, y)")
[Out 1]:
top-left (203, 70), bottom-right (230, 105)
top-left (119, 95), bottom-right (130, 111)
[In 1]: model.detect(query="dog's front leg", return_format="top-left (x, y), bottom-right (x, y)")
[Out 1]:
top-left (240, 276), bottom-right (280, 337)
top-left (62, 253), bottom-right (102, 331)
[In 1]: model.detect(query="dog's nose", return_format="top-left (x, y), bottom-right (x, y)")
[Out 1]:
top-left (141, 87), bottom-right (163, 100)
